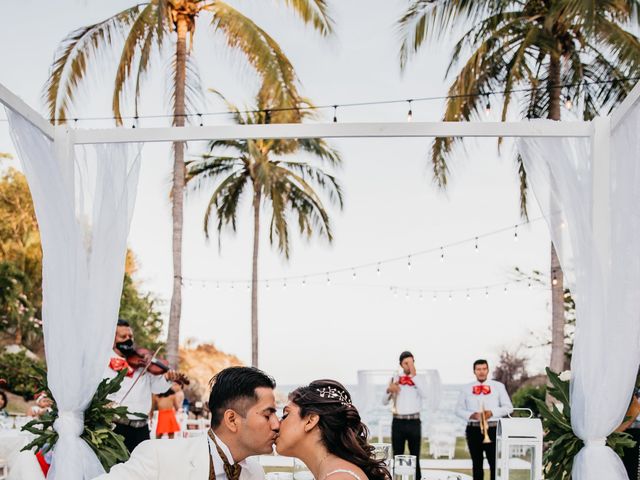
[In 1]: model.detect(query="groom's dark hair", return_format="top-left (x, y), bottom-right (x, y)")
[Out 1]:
top-left (208, 366), bottom-right (276, 428)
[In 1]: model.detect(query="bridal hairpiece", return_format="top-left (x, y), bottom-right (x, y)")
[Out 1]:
top-left (315, 386), bottom-right (352, 406)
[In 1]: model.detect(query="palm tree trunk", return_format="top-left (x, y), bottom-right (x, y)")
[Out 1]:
top-left (166, 14), bottom-right (188, 368)
top-left (548, 52), bottom-right (565, 374)
top-left (251, 189), bottom-right (261, 367)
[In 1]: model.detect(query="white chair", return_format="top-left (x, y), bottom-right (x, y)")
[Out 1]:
top-left (181, 418), bottom-right (208, 438)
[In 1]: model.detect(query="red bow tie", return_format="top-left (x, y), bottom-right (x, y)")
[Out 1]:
top-left (398, 375), bottom-right (415, 386)
top-left (109, 357), bottom-right (134, 377)
top-left (472, 384), bottom-right (491, 395)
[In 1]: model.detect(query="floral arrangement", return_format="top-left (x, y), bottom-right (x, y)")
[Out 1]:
top-left (21, 367), bottom-right (145, 471)
top-left (532, 367), bottom-right (636, 480)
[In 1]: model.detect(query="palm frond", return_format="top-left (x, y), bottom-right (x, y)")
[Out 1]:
top-left (204, 2), bottom-right (303, 116)
top-left (43, 4), bottom-right (146, 123)
top-left (277, 0), bottom-right (334, 36)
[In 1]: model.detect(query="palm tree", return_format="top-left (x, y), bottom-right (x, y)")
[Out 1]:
top-left (398, 0), bottom-right (640, 373)
top-left (186, 94), bottom-right (343, 367)
top-left (44, 0), bottom-right (334, 367)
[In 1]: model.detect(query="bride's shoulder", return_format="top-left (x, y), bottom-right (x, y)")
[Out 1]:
top-left (325, 464), bottom-right (367, 480)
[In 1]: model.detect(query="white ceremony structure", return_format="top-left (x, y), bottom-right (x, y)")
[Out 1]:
top-left (2, 78), bottom-right (640, 480)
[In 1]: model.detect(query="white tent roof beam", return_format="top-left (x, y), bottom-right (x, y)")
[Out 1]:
top-left (70, 120), bottom-right (592, 144)
top-left (0, 83), bottom-right (54, 140)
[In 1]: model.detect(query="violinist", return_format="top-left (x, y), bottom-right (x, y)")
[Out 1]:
top-left (105, 319), bottom-right (182, 454)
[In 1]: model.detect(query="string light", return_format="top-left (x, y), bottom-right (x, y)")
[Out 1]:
top-left (333, 105), bottom-right (338, 123)
top-left (184, 217), bottom-right (545, 287)
top-left (405, 290), bottom-right (410, 300)
top-left (326, 273), bottom-right (331, 286)
top-left (9, 77), bottom-right (636, 126)
top-left (283, 280), bottom-right (287, 289)
top-left (407, 100), bottom-right (413, 122)
top-left (466, 290), bottom-right (471, 300)
top-left (419, 291), bottom-right (424, 301)
top-left (352, 269), bottom-right (357, 280)
top-left (266, 281), bottom-right (269, 290)
top-left (448, 292), bottom-right (453, 301)
top-left (432, 293), bottom-right (437, 302)
top-left (552, 272), bottom-right (559, 286)
top-left (302, 277), bottom-right (307, 287)
top-left (198, 113), bottom-right (203, 126)
top-left (485, 288), bottom-right (489, 298)
top-left (485, 96), bottom-right (491, 116)
top-left (514, 225), bottom-right (519, 242)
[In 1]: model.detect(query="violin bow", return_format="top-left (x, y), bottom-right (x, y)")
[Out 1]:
top-left (118, 345), bottom-right (164, 405)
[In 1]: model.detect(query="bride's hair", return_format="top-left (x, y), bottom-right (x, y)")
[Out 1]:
top-left (289, 380), bottom-right (391, 480)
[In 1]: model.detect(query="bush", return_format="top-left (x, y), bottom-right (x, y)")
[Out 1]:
top-left (0, 351), bottom-right (45, 400)
top-left (512, 384), bottom-right (546, 417)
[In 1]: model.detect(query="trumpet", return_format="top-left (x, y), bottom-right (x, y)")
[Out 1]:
top-left (480, 402), bottom-right (491, 444)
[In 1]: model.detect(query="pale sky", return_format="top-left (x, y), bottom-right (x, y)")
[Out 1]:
top-left (0, 0), bottom-right (563, 384)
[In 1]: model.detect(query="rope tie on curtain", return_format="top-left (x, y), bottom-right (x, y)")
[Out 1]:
top-left (53, 411), bottom-right (85, 439)
top-left (584, 438), bottom-right (607, 447)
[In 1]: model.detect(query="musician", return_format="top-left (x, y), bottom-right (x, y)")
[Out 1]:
top-left (383, 351), bottom-right (425, 480)
top-left (105, 319), bottom-right (180, 453)
top-left (456, 359), bottom-right (513, 480)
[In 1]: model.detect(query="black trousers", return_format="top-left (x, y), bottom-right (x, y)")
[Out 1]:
top-left (466, 425), bottom-right (497, 480)
top-left (622, 428), bottom-right (640, 480)
top-left (113, 423), bottom-right (150, 455)
top-left (391, 418), bottom-right (422, 479)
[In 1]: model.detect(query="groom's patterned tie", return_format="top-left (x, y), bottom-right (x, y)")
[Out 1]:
top-left (208, 430), bottom-right (242, 480)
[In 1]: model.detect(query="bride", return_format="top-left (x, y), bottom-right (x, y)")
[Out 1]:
top-left (276, 380), bottom-right (390, 480)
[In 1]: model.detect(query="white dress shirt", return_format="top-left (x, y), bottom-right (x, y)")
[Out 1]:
top-left (382, 374), bottom-right (426, 415)
top-left (104, 357), bottom-right (172, 419)
top-left (455, 379), bottom-right (513, 424)
top-left (209, 432), bottom-right (254, 480)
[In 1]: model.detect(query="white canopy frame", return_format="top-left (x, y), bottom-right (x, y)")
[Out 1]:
top-left (3, 79), bottom-right (640, 480)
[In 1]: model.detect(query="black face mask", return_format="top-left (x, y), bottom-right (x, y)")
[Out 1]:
top-left (115, 339), bottom-right (134, 356)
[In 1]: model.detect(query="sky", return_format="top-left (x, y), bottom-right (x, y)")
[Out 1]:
top-left (0, 0), bottom-right (562, 384)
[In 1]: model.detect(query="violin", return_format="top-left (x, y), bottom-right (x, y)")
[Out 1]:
top-left (124, 346), bottom-right (190, 385)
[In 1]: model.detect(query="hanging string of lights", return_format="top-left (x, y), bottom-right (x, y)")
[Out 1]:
top-left (182, 277), bottom-right (546, 302)
top-left (0, 77), bottom-right (635, 125)
top-left (181, 216), bottom-right (545, 288)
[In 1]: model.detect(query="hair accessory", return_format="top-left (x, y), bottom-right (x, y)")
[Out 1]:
top-left (315, 386), bottom-right (352, 406)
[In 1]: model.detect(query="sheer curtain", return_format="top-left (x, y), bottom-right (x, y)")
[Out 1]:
top-left (518, 113), bottom-right (640, 479)
top-left (6, 109), bottom-right (141, 480)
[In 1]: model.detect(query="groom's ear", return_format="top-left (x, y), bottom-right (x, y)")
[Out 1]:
top-left (303, 414), bottom-right (320, 433)
top-left (223, 409), bottom-right (240, 433)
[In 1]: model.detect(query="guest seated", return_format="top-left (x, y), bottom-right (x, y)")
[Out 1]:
top-left (29, 392), bottom-right (53, 418)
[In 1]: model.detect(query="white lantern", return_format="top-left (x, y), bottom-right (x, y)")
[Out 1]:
top-left (496, 410), bottom-right (543, 480)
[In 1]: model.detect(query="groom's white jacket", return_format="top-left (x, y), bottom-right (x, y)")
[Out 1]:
top-left (92, 436), bottom-right (265, 480)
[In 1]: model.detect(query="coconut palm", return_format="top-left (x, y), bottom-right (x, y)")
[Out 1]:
top-left (44, 0), bottom-right (334, 366)
top-left (398, 0), bottom-right (640, 373)
top-left (186, 94), bottom-right (343, 367)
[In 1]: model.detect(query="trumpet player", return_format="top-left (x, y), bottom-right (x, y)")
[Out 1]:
top-left (456, 359), bottom-right (513, 480)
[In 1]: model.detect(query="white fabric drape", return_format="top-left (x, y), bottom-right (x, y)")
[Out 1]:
top-left (518, 114), bottom-right (640, 479)
top-left (6, 109), bottom-right (141, 480)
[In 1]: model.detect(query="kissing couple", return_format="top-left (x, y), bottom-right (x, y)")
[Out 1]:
top-left (94, 366), bottom-right (391, 480)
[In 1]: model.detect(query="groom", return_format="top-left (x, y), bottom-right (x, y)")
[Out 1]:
top-left (94, 366), bottom-right (280, 480)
